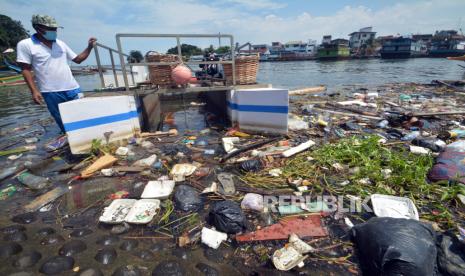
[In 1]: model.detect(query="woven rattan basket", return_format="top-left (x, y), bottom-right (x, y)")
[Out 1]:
top-left (223, 54), bottom-right (259, 85)
top-left (145, 51), bottom-right (180, 86)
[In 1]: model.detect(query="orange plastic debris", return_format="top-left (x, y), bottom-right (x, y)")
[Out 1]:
top-left (235, 215), bottom-right (327, 242)
top-left (80, 154), bottom-right (117, 178)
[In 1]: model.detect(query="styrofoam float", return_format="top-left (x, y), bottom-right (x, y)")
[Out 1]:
top-left (59, 96), bottom-right (141, 154)
top-left (227, 88), bottom-right (289, 134)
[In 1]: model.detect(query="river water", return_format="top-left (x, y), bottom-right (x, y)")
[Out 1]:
top-left (1, 58), bottom-right (464, 133)
top-left (0, 58), bottom-right (463, 275)
top-left (258, 58), bottom-right (464, 89)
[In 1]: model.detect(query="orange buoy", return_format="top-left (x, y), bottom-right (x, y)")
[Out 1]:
top-left (171, 65), bottom-right (192, 85)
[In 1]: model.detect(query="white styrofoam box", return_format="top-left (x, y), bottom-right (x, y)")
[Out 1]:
top-left (226, 89), bottom-right (237, 124)
top-left (59, 95), bottom-right (141, 154)
top-left (124, 199), bottom-right (161, 224)
top-left (232, 88), bottom-right (289, 134)
top-left (102, 66), bottom-right (148, 88)
top-left (141, 180), bottom-right (175, 199)
top-left (99, 199), bottom-right (136, 224)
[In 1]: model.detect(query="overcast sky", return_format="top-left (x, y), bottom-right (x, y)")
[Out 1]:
top-left (2, 0), bottom-right (464, 64)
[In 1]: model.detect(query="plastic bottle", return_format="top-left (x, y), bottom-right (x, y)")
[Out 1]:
top-left (376, 120), bottom-right (389, 129)
top-left (401, 131), bottom-right (420, 141)
top-left (17, 172), bottom-right (49, 190)
top-left (0, 185), bottom-right (17, 200)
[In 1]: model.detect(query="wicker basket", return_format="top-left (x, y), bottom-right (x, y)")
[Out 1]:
top-left (223, 54), bottom-right (259, 85)
top-left (145, 51), bottom-right (180, 86)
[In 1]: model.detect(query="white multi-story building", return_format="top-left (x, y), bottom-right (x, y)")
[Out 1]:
top-left (284, 40), bottom-right (317, 55)
top-left (348, 27), bottom-right (377, 50)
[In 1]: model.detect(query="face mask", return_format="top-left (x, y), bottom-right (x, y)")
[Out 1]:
top-left (42, 30), bottom-right (57, 41)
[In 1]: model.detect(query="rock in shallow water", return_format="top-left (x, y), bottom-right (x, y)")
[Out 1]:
top-left (11, 212), bottom-right (37, 224)
top-left (41, 215), bottom-right (56, 224)
top-left (78, 267), bottom-right (104, 276)
top-left (59, 240), bottom-right (87, 256)
top-left (4, 231), bottom-right (27, 242)
top-left (149, 242), bottom-right (164, 253)
top-left (0, 242), bottom-right (22, 258)
top-left (119, 240), bottom-right (138, 251)
top-left (172, 248), bottom-right (189, 260)
top-left (12, 250), bottom-right (42, 268)
top-left (96, 234), bottom-right (120, 246)
top-left (1, 225), bottom-right (26, 235)
top-left (69, 228), bottom-right (93, 238)
top-left (112, 265), bottom-right (142, 276)
top-left (195, 263), bottom-right (219, 276)
top-left (203, 248), bottom-right (224, 263)
top-left (94, 247), bottom-right (117, 265)
top-left (40, 234), bottom-right (65, 245)
top-left (111, 222), bottom-right (131, 235)
top-left (36, 227), bottom-right (56, 236)
top-left (8, 272), bottom-right (34, 276)
top-left (152, 260), bottom-right (186, 276)
top-left (39, 256), bottom-right (74, 275)
top-left (132, 249), bottom-right (154, 260)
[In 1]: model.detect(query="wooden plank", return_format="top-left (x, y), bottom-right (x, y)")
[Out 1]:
top-left (83, 83), bottom-right (272, 97)
top-left (413, 111), bottom-right (465, 117)
top-left (113, 166), bottom-right (146, 172)
top-left (81, 154), bottom-right (118, 178)
top-left (23, 186), bottom-right (69, 213)
top-left (289, 86), bottom-right (326, 95)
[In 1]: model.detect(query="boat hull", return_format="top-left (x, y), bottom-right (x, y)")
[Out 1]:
top-left (379, 51), bottom-right (422, 59)
top-left (429, 49), bottom-right (465, 58)
top-left (317, 56), bottom-right (351, 61)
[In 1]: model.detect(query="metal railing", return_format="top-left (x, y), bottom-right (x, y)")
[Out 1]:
top-left (93, 42), bottom-right (135, 88)
top-left (115, 33), bottom-right (236, 91)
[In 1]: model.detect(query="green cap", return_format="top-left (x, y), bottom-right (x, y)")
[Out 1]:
top-left (31, 14), bottom-right (61, 28)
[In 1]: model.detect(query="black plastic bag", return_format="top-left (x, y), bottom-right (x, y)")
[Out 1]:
top-left (240, 159), bottom-right (262, 172)
top-left (437, 233), bottom-right (465, 276)
top-left (209, 200), bottom-right (246, 234)
top-left (352, 217), bottom-right (437, 276)
top-left (174, 185), bottom-right (203, 212)
top-left (412, 138), bottom-right (444, 152)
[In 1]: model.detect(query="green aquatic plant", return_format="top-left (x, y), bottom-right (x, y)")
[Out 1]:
top-left (89, 139), bottom-right (114, 156)
top-left (158, 199), bottom-right (174, 225)
top-left (243, 135), bottom-right (462, 228)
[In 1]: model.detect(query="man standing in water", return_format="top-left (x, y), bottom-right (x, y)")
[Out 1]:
top-left (16, 14), bottom-right (96, 146)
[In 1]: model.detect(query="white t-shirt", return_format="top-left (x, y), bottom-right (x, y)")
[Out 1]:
top-left (16, 35), bottom-right (80, 93)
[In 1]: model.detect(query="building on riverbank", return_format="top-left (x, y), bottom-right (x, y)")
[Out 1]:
top-left (348, 27), bottom-right (377, 57)
top-left (263, 40), bottom-right (316, 61)
top-left (379, 36), bottom-right (424, 59)
top-left (430, 30), bottom-right (465, 57)
top-left (317, 36), bottom-right (350, 60)
top-left (412, 34), bottom-right (433, 53)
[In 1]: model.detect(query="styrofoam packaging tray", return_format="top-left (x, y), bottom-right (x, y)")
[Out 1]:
top-left (99, 199), bottom-right (136, 224)
top-left (124, 199), bottom-right (161, 224)
top-left (370, 194), bottom-right (419, 220)
top-left (141, 180), bottom-right (175, 199)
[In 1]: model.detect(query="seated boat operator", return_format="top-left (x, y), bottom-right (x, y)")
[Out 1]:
top-left (16, 14), bottom-right (97, 138)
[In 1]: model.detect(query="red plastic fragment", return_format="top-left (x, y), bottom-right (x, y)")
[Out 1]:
top-left (235, 214), bottom-right (328, 242)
